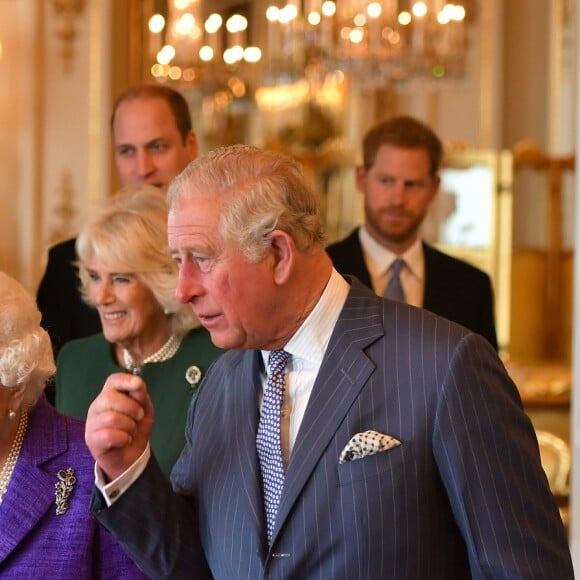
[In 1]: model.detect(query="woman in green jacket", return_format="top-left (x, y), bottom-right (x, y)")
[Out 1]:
top-left (55, 185), bottom-right (223, 476)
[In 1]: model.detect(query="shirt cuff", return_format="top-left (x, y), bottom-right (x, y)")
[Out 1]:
top-left (94, 444), bottom-right (151, 507)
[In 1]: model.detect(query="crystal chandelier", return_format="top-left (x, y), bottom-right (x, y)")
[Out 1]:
top-left (263, 0), bottom-right (472, 88)
top-left (148, 0), bottom-right (261, 91)
top-left (148, 1), bottom-right (472, 91)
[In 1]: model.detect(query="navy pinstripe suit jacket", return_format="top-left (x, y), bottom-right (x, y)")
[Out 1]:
top-left (94, 279), bottom-right (573, 579)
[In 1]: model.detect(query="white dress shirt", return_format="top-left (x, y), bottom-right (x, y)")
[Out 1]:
top-left (97, 269), bottom-right (349, 505)
top-left (261, 268), bottom-right (349, 467)
top-left (358, 226), bottom-right (425, 307)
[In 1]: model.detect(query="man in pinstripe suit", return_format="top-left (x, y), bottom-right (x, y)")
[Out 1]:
top-left (86, 145), bottom-right (573, 579)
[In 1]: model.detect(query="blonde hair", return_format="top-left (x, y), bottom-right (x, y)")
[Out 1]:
top-left (76, 185), bottom-right (199, 335)
top-left (168, 145), bottom-right (327, 263)
top-left (0, 271), bottom-right (55, 406)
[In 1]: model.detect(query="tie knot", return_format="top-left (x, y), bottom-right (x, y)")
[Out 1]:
top-left (384, 258), bottom-right (406, 303)
top-left (268, 350), bottom-right (290, 374)
top-left (390, 258), bottom-right (405, 275)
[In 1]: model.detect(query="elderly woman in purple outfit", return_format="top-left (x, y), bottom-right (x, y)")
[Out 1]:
top-left (0, 270), bottom-right (146, 578)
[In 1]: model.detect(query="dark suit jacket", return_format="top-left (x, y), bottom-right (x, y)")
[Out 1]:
top-left (37, 238), bottom-right (101, 358)
top-left (0, 396), bottom-right (145, 578)
top-left (93, 280), bottom-right (572, 579)
top-left (327, 228), bottom-right (498, 350)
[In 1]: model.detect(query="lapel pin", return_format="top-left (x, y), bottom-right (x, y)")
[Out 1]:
top-left (185, 365), bottom-right (202, 388)
top-left (55, 467), bottom-right (76, 515)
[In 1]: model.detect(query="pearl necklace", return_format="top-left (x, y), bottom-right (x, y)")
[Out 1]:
top-left (0, 411), bottom-right (28, 505)
top-left (123, 334), bottom-right (182, 375)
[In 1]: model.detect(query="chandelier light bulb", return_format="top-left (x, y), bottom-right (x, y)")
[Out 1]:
top-left (168, 65), bottom-right (182, 80)
top-left (226, 14), bottom-right (248, 33)
top-left (230, 45), bottom-right (245, 61)
top-left (244, 46), bottom-right (262, 63)
top-left (452, 5), bottom-right (466, 21)
top-left (353, 14), bottom-right (366, 27)
top-left (412, 2), bottom-right (428, 18)
top-left (148, 14), bottom-right (165, 34)
top-left (150, 63), bottom-right (165, 77)
top-left (308, 11), bottom-right (321, 26)
top-left (350, 28), bottom-right (364, 44)
top-left (279, 5), bottom-right (298, 24)
top-left (321, 1), bottom-right (336, 18)
top-left (157, 44), bottom-right (176, 65)
top-left (199, 45), bottom-right (214, 61)
top-left (224, 45), bottom-right (244, 64)
top-left (176, 13), bottom-right (195, 36)
top-left (205, 13), bottom-right (223, 33)
top-left (398, 11), bottom-right (412, 26)
top-left (266, 6), bottom-right (280, 22)
top-left (367, 3), bottom-right (382, 19)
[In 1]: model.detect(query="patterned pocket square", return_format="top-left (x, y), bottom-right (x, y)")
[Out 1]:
top-left (339, 430), bottom-right (401, 464)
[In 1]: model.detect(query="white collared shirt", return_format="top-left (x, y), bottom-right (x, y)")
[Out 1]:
top-left (359, 226), bottom-right (425, 307)
top-left (261, 268), bottom-right (349, 466)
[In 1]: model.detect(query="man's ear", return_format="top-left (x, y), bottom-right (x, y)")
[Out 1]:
top-left (268, 230), bottom-right (295, 285)
top-left (185, 131), bottom-right (199, 161)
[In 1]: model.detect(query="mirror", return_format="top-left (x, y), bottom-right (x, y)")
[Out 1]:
top-left (423, 149), bottom-right (514, 354)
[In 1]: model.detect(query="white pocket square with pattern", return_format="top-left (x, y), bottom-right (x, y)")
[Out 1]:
top-left (339, 430), bottom-right (401, 464)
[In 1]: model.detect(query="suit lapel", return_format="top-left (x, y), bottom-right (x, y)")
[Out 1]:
top-left (273, 281), bottom-right (384, 543)
top-left (344, 231), bottom-right (373, 288)
top-left (0, 399), bottom-right (67, 563)
top-left (0, 457), bottom-right (58, 561)
top-left (422, 241), bottom-right (446, 311)
top-left (329, 229), bottom-right (373, 289)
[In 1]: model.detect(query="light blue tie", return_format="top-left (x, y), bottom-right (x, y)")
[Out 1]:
top-left (256, 349), bottom-right (290, 544)
top-left (384, 258), bottom-right (406, 303)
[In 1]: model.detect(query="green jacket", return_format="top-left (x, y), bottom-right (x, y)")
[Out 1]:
top-left (55, 329), bottom-right (224, 476)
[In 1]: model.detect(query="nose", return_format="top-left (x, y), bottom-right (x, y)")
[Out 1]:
top-left (94, 281), bottom-right (114, 306)
top-left (175, 261), bottom-right (204, 305)
top-left (136, 149), bottom-right (155, 178)
top-left (388, 180), bottom-right (406, 205)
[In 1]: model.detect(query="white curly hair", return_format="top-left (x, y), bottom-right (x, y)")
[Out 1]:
top-left (0, 271), bottom-right (55, 406)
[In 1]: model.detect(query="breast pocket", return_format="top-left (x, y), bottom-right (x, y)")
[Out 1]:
top-left (337, 440), bottom-right (413, 485)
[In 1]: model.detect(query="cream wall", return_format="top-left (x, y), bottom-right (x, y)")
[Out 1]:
top-left (0, 0), bottom-right (111, 291)
top-left (0, 0), bottom-right (42, 288)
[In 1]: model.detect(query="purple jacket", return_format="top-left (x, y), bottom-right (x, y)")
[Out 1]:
top-left (0, 396), bottom-right (147, 579)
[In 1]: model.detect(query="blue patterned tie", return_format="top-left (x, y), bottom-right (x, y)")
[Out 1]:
top-left (384, 258), bottom-right (406, 303)
top-left (256, 349), bottom-right (290, 544)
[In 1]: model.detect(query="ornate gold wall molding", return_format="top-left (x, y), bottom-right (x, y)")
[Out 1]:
top-left (512, 140), bottom-right (575, 362)
top-left (51, 0), bottom-right (86, 73)
top-left (48, 170), bottom-right (77, 246)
